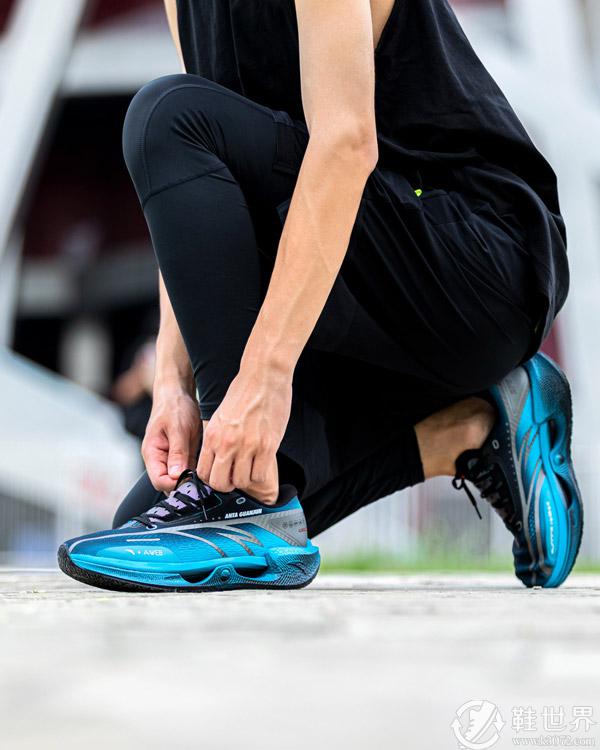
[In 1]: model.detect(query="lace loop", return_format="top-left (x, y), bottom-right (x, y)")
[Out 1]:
top-left (453, 453), bottom-right (521, 535)
top-left (452, 475), bottom-right (483, 520)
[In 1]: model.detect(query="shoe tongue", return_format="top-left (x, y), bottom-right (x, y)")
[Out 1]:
top-left (175, 479), bottom-right (211, 502)
top-left (142, 477), bottom-right (213, 523)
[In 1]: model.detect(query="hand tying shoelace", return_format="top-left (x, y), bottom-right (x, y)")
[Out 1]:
top-left (134, 469), bottom-right (214, 528)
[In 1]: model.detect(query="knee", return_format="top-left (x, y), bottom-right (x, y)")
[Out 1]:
top-left (122, 74), bottom-right (218, 196)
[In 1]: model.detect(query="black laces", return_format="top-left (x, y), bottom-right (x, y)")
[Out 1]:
top-left (452, 474), bottom-right (482, 519)
top-left (134, 471), bottom-right (211, 528)
top-left (453, 454), bottom-right (522, 535)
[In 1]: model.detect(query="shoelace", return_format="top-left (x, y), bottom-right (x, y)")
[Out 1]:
top-left (452, 474), bottom-right (482, 520)
top-left (453, 461), bottom-right (521, 534)
top-left (134, 474), bottom-right (211, 528)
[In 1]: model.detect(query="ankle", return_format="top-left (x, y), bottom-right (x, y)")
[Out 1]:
top-left (416, 397), bottom-right (496, 479)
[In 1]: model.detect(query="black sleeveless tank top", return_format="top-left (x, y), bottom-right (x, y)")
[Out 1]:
top-left (175, 0), bottom-right (569, 342)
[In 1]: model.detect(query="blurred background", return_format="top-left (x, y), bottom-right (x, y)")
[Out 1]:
top-left (0, 0), bottom-right (599, 570)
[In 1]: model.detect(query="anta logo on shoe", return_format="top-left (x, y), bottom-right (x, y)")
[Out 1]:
top-left (123, 548), bottom-right (164, 556)
top-left (224, 509), bottom-right (263, 519)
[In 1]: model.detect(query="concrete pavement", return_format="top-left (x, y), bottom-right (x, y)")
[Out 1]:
top-left (1, 569), bottom-right (599, 749)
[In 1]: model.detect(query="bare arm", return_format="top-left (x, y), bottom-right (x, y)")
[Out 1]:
top-left (243, 0), bottom-right (378, 372)
top-left (157, 0), bottom-right (190, 395)
top-left (155, 0), bottom-right (190, 396)
top-left (164, 0), bottom-right (185, 72)
top-left (198, 0), bottom-right (378, 499)
top-left (154, 274), bottom-right (194, 394)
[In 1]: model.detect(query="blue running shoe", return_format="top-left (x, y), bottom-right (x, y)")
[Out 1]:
top-left (58, 470), bottom-right (320, 592)
top-left (453, 353), bottom-right (583, 588)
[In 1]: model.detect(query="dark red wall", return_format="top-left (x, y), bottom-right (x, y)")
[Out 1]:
top-left (0, 0), bottom-right (14, 33)
top-left (0, 0), bottom-right (160, 34)
top-left (0, 0), bottom-right (506, 35)
top-left (85, 0), bottom-right (160, 27)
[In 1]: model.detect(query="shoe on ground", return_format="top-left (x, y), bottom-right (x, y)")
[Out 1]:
top-left (454, 353), bottom-right (583, 588)
top-left (58, 469), bottom-right (320, 592)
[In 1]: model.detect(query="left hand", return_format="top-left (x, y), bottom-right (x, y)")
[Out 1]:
top-left (197, 366), bottom-right (292, 503)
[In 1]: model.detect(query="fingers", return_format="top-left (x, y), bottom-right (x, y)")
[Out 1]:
top-left (198, 437), bottom-right (262, 496)
top-left (251, 448), bottom-right (272, 486)
top-left (142, 442), bottom-right (176, 493)
top-left (167, 437), bottom-right (191, 481)
top-left (232, 452), bottom-right (253, 491)
top-left (154, 470), bottom-right (177, 494)
top-left (198, 421), bottom-right (279, 500)
top-left (141, 391), bottom-right (201, 493)
top-left (252, 454), bottom-right (279, 504)
top-left (238, 460), bottom-right (279, 504)
top-left (198, 422), bottom-right (235, 492)
top-left (208, 455), bottom-right (235, 493)
top-left (196, 440), bottom-right (216, 486)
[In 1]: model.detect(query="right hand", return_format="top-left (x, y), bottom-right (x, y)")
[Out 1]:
top-left (142, 385), bottom-right (201, 493)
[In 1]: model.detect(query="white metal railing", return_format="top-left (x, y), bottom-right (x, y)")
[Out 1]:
top-left (0, 0), bottom-right (88, 343)
top-left (0, 346), bottom-right (141, 563)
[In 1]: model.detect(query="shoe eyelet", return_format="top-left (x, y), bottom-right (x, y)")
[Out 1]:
top-left (146, 523), bottom-right (158, 530)
top-left (555, 454), bottom-right (564, 465)
top-left (492, 439), bottom-right (500, 450)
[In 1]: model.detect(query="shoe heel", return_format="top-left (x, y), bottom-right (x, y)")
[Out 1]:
top-left (525, 353), bottom-right (572, 442)
top-left (524, 353), bottom-right (584, 588)
top-left (265, 541), bottom-right (321, 588)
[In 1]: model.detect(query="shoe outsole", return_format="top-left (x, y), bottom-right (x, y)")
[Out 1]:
top-left (57, 543), bottom-right (320, 593)
top-left (522, 353), bottom-right (584, 588)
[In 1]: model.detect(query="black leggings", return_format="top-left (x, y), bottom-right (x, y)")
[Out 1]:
top-left (117, 73), bottom-right (536, 537)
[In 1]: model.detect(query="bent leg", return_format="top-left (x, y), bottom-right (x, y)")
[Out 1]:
top-left (122, 73), bottom-right (299, 418)
top-left (303, 430), bottom-right (424, 537)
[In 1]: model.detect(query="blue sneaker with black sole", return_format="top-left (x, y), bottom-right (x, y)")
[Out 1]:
top-left (453, 352), bottom-right (583, 588)
top-left (58, 469), bottom-right (320, 592)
